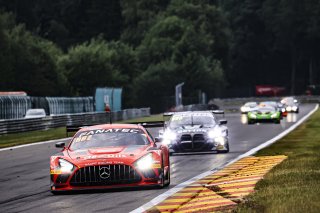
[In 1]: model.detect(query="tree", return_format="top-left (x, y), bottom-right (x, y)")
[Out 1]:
top-left (134, 2), bottom-right (228, 112)
top-left (0, 11), bottom-right (69, 96)
top-left (58, 38), bottom-right (130, 96)
top-left (120, 0), bottom-right (170, 46)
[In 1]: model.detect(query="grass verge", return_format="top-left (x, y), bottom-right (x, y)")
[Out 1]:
top-left (235, 109), bottom-right (320, 213)
top-left (0, 127), bottom-right (66, 148)
top-left (0, 114), bottom-right (164, 148)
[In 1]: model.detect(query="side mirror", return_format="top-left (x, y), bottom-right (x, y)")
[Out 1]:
top-left (55, 142), bottom-right (65, 148)
top-left (154, 137), bottom-right (161, 143)
top-left (219, 120), bottom-right (227, 125)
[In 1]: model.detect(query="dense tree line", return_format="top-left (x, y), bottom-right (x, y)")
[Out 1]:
top-left (0, 0), bottom-right (319, 111)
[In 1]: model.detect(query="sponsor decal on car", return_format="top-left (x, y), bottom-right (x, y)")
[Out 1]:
top-left (80, 129), bottom-right (141, 136)
top-left (50, 169), bottom-right (61, 174)
top-left (152, 163), bottom-right (161, 168)
top-left (177, 129), bottom-right (208, 134)
top-left (83, 154), bottom-right (127, 159)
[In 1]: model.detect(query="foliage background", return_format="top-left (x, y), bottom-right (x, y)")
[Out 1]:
top-left (0, 0), bottom-right (320, 112)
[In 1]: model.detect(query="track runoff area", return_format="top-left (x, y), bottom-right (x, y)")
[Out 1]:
top-left (0, 104), bottom-right (317, 213)
top-left (131, 104), bottom-right (318, 212)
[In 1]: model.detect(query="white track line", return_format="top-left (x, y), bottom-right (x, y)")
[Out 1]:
top-left (0, 137), bottom-right (71, 152)
top-left (130, 104), bottom-right (319, 213)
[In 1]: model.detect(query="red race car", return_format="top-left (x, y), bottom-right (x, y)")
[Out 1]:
top-left (50, 124), bottom-right (170, 194)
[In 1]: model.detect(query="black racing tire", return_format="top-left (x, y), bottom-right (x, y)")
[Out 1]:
top-left (158, 154), bottom-right (168, 188)
top-left (51, 190), bottom-right (64, 195)
top-left (218, 143), bottom-right (230, 153)
top-left (248, 120), bottom-right (254, 125)
top-left (164, 156), bottom-right (170, 187)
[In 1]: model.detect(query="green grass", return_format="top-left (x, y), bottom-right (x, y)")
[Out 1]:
top-left (0, 114), bottom-right (165, 148)
top-left (235, 109), bottom-right (320, 213)
top-left (0, 127), bottom-right (67, 148)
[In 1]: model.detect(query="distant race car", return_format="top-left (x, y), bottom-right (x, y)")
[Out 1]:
top-left (259, 101), bottom-right (287, 117)
top-left (50, 124), bottom-right (170, 194)
top-left (240, 102), bottom-right (258, 113)
top-left (159, 111), bottom-right (229, 154)
top-left (280, 97), bottom-right (299, 113)
top-left (247, 106), bottom-right (281, 124)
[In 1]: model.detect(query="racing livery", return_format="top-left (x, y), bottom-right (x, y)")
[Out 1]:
top-left (259, 101), bottom-right (287, 117)
top-left (50, 124), bottom-right (170, 193)
top-left (159, 111), bottom-right (229, 154)
top-left (247, 106), bottom-right (281, 124)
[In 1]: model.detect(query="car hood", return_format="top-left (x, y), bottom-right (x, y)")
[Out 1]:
top-left (172, 125), bottom-right (214, 134)
top-left (66, 145), bottom-right (149, 164)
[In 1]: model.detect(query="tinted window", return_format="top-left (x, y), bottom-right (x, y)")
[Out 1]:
top-left (169, 113), bottom-right (216, 128)
top-left (70, 129), bottom-right (149, 150)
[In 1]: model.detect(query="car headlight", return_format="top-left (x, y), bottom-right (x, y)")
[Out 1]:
top-left (286, 106), bottom-right (292, 111)
top-left (208, 129), bottom-right (220, 139)
top-left (249, 113), bottom-right (256, 118)
top-left (281, 108), bottom-right (286, 112)
top-left (162, 130), bottom-right (177, 145)
top-left (58, 159), bottom-right (74, 173)
top-left (271, 113), bottom-right (278, 118)
top-left (241, 106), bottom-right (248, 112)
top-left (214, 136), bottom-right (226, 145)
top-left (292, 106), bottom-right (298, 111)
top-left (136, 153), bottom-right (153, 171)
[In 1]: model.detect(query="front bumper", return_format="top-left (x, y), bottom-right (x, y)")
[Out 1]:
top-left (51, 164), bottom-right (163, 192)
top-left (169, 140), bottom-right (228, 153)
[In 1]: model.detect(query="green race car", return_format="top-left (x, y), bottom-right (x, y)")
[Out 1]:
top-left (247, 106), bottom-right (281, 124)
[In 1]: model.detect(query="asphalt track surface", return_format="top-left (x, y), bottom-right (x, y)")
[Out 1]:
top-left (0, 104), bottom-right (316, 213)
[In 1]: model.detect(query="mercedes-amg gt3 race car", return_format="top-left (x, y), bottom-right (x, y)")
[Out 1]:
top-left (50, 124), bottom-right (170, 194)
top-left (247, 106), bottom-right (281, 124)
top-left (159, 111), bottom-right (229, 154)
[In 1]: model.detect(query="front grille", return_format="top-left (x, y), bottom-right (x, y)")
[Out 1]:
top-left (179, 134), bottom-right (207, 151)
top-left (181, 134), bottom-right (192, 141)
top-left (193, 134), bottom-right (205, 142)
top-left (70, 165), bottom-right (141, 186)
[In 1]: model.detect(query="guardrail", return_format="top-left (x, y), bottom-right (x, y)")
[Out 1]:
top-left (0, 96), bottom-right (94, 120)
top-left (209, 96), bottom-right (320, 112)
top-left (0, 108), bottom-right (150, 135)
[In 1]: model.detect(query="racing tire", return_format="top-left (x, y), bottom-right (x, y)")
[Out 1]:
top-left (51, 190), bottom-right (64, 195)
top-left (164, 156), bottom-right (170, 186)
top-left (274, 119), bottom-right (280, 124)
top-left (158, 154), bottom-right (169, 188)
top-left (248, 120), bottom-right (254, 125)
top-left (218, 144), bottom-right (229, 153)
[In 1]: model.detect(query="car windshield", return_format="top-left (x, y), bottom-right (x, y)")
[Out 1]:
top-left (283, 98), bottom-right (295, 105)
top-left (255, 107), bottom-right (276, 113)
top-left (169, 113), bottom-right (216, 129)
top-left (260, 102), bottom-right (276, 106)
top-left (69, 128), bottom-right (149, 150)
top-left (245, 102), bottom-right (257, 107)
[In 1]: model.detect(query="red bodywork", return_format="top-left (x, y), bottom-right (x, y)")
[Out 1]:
top-left (50, 124), bottom-right (170, 193)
